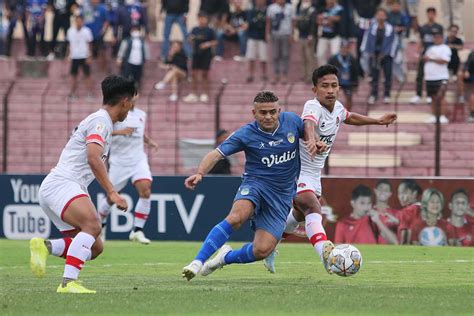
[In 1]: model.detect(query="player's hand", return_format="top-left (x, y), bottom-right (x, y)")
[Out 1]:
top-left (315, 140), bottom-right (328, 154)
top-left (107, 191), bottom-right (128, 212)
top-left (303, 139), bottom-right (318, 158)
top-left (184, 173), bottom-right (203, 190)
top-left (368, 209), bottom-right (380, 222)
top-left (378, 113), bottom-right (397, 127)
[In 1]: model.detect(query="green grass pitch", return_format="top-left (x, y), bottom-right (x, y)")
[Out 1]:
top-left (1, 240), bottom-right (473, 315)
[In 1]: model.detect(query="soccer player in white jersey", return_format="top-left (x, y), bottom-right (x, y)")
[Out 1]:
top-left (29, 76), bottom-right (137, 293)
top-left (98, 104), bottom-right (158, 244)
top-left (264, 65), bottom-right (397, 273)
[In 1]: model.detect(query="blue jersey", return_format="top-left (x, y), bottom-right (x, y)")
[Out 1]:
top-left (217, 112), bottom-right (304, 193)
top-left (82, 2), bottom-right (109, 39)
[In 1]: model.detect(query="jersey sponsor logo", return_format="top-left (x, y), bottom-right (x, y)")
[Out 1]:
top-left (298, 183), bottom-right (306, 188)
top-left (261, 150), bottom-right (297, 168)
top-left (287, 132), bottom-right (295, 144)
top-left (320, 134), bottom-right (336, 145)
top-left (268, 139), bottom-right (283, 147)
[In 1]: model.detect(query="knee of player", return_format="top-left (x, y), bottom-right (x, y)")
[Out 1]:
top-left (253, 243), bottom-right (274, 259)
top-left (224, 213), bottom-right (244, 230)
top-left (81, 221), bottom-right (102, 238)
top-left (139, 188), bottom-right (151, 198)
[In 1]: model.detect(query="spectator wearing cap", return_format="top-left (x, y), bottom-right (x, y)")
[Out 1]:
top-left (410, 7), bottom-right (443, 105)
top-left (423, 29), bottom-right (451, 124)
top-left (328, 40), bottom-right (358, 111)
top-left (209, 130), bottom-right (231, 174)
top-left (361, 8), bottom-right (398, 105)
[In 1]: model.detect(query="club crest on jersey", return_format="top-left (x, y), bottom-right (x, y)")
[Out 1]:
top-left (287, 132), bottom-right (295, 144)
top-left (240, 187), bottom-right (250, 195)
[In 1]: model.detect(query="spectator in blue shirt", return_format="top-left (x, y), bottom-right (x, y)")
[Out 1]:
top-left (26, 0), bottom-right (48, 57)
top-left (82, 0), bottom-right (109, 71)
top-left (5, 0), bottom-right (29, 57)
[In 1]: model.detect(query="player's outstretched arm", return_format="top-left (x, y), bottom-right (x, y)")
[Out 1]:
top-left (345, 112), bottom-right (397, 127)
top-left (87, 143), bottom-right (128, 211)
top-left (184, 149), bottom-right (224, 190)
top-left (144, 134), bottom-right (158, 152)
top-left (369, 210), bottom-right (399, 245)
top-left (303, 119), bottom-right (327, 156)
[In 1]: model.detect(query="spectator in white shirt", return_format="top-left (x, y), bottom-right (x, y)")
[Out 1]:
top-left (117, 25), bottom-right (150, 90)
top-left (67, 15), bottom-right (93, 101)
top-left (423, 30), bottom-right (451, 124)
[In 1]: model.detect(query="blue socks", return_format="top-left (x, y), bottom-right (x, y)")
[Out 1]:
top-left (195, 220), bottom-right (233, 263)
top-left (223, 243), bottom-right (256, 264)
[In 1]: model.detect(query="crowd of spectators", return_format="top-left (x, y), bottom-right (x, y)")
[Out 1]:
top-left (0, 0), bottom-right (473, 122)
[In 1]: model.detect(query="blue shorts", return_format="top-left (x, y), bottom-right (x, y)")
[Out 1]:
top-left (234, 178), bottom-right (294, 240)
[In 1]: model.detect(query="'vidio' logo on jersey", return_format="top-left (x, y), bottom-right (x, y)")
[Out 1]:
top-left (261, 150), bottom-right (297, 168)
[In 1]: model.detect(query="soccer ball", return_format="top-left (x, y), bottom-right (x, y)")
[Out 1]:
top-left (419, 227), bottom-right (447, 246)
top-left (327, 244), bottom-right (362, 277)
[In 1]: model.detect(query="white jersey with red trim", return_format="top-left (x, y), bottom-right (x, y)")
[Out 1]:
top-left (49, 109), bottom-right (113, 187)
top-left (109, 107), bottom-right (147, 166)
top-left (300, 98), bottom-right (349, 172)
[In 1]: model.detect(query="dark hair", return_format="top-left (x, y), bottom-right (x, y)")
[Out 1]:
top-left (426, 7), bottom-right (436, 13)
top-left (450, 188), bottom-right (469, 201)
top-left (450, 24), bottom-right (459, 30)
top-left (399, 179), bottom-right (422, 196)
top-left (216, 129), bottom-right (228, 139)
top-left (198, 11), bottom-right (209, 18)
top-left (101, 75), bottom-right (137, 106)
top-left (312, 64), bottom-right (339, 86)
top-left (376, 179), bottom-right (392, 190)
top-left (376, 8), bottom-right (387, 16)
top-left (352, 185), bottom-right (372, 201)
top-left (254, 91), bottom-right (279, 103)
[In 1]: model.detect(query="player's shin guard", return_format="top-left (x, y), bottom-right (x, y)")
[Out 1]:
top-left (133, 198), bottom-right (151, 230)
top-left (63, 232), bottom-right (95, 280)
top-left (223, 243), bottom-right (256, 264)
top-left (305, 213), bottom-right (328, 260)
top-left (195, 220), bottom-right (233, 263)
top-left (49, 238), bottom-right (73, 258)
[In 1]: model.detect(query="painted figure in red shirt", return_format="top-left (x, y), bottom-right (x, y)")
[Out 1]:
top-left (373, 179), bottom-right (399, 244)
top-left (446, 189), bottom-right (473, 246)
top-left (406, 188), bottom-right (447, 245)
top-left (396, 179), bottom-right (422, 244)
top-left (335, 185), bottom-right (397, 244)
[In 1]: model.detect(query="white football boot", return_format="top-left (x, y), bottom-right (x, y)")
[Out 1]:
top-left (129, 230), bottom-right (151, 244)
top-left (182, 260), bottom-right (203, 281)
top-left (200, 245), bottom-right (232, 277)
top-left (321, 240), bottom-right (335, 274)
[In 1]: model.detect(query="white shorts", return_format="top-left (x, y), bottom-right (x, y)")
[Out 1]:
top-left (246, 39), bottom-right (267, 61)
top-left (296, 169), bottom-right (322, 197)
top-left (39, 174), bottom-right (90, 233)
top-left (108, 158), bottom-right (152, 192)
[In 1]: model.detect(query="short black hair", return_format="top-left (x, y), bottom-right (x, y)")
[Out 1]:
top-left (312, 64), bottom-right (339, 86)
top-left (426, 7), bottom-right (436, 13)
top-left (376, 179), bottom-right (392, 190)
top-left (376, 8), bottom-right (387, 16)
top-left (449, 24), bottom-right (459, 30)
top-left (253, 91), bottom-right (279, 103)
top-left (450, 188), bottom-right (469, 201)
top-left (399, 179), bottom-right (422, 196)
top-left (352, 185), bottom-right (372, 201)
top-left (101, 75), bottom-right (137, 106)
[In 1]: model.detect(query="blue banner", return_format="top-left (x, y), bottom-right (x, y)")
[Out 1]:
top-left (0, 174), bottom-right (253, 241)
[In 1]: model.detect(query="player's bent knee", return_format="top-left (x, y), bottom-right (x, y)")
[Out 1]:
top-left (139, 188), bottom-right (151, 198)
top-left (81, 221), bottom-right (102, 238)
top-left (253, 243), bottom-right (274, 260)
top-left (225, 213), bottom-right (243, 230)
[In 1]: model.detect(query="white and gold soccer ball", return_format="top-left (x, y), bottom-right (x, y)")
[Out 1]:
top-left (327, 244), bottom-right (362, 277)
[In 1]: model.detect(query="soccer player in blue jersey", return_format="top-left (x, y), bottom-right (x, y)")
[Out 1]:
top-left (182, 91), bottom-right (323, 281)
